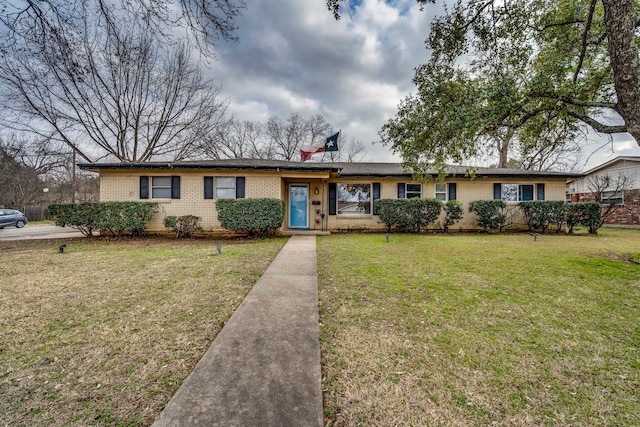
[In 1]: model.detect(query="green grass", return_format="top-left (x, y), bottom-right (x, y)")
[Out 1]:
top-left (318, 229), bottom-right (640, 426)
top-left (0, 236), bottom-right (287, 426)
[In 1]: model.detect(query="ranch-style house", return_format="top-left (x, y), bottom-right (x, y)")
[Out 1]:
top-left (78, 159), bottom-right (580, 233)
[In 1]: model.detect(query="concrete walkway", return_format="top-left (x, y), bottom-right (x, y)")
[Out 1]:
top-left (153, 235), bottom-right (323, 427)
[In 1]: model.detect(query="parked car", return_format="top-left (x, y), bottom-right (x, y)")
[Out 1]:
top-left (0, 209), bottom-right (28, 229)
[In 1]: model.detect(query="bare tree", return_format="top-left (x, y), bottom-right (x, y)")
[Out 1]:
top-left (0, 143), bottom-right (43, 209)
top-left (0, 0), bottom-right (245, 59)
top-left (198, 119), bottom-right (267, 159)
top-left (0, 6), bottom-right (229, 163)
top-left (265, 113), bottom-right (332, 161)
top-left (587, 171), bottom-right (634, 226)
top-left (266, 114), bottom-right (307, 161)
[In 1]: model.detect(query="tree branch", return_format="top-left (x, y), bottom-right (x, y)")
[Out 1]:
top-left (574, 0), bottom-right (598, 83)
top-left (530, 92), bottom-right (617, 109)
top-left (566, 109), bottom-right (627, 134)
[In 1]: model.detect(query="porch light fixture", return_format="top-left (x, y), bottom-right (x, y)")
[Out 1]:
top-left (314, 186), bottom-right (319, 195)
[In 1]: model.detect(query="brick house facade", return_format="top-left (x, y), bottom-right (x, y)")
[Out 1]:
top-left (567, 156), bottom-right (640, 226)
top-left (79, 159), bottom-right (578, 233)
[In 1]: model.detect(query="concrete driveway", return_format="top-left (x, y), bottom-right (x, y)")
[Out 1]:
top-left (0, 225), bottom-right (86, 241)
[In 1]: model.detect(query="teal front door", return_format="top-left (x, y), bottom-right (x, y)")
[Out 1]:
top-left (289, 184), bottom-right (309, 228)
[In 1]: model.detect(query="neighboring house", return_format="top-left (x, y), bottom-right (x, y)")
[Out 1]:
top-left (78, 159), bottom-right (578, 233)
top-left (567, 156), bottom-right (640, 226)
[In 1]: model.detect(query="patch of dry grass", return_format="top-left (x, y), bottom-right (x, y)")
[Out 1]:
top-left (0, 236), bottom-right (286, 426)
top-left (318, 229), bottom-right (640, 426)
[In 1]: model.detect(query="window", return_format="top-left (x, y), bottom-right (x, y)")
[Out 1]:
top-left (601, 190), bottom-right (623, 205)
top-left (337, 183), bottom-right (371, 215)
top-left (152, 176), bottom-right (172, 199)
top-left (397, 183), bottom-right (422, 198)
top-left (204, 176), bottom-right (245, 199)
top-left (435, 183), bottom-right (447, 201)
top-left (405, 183), bottom-right (422, 198)
top-left (497, 183), bottom-right (534, 201)
top-left (215, 177), bottom-right (236, 199)
top-left (140, 176), bottom-right (180, 199)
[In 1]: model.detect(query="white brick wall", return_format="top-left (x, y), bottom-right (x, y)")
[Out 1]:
top-left (99, 170), bottom-right (569, 232)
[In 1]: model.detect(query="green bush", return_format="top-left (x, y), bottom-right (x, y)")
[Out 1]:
top-left (49, 203), bottom-right (99, 236)
top-left (164, 215), bottom-right (203, 238)
top-left (519, 201), bottom-right (566, 233)
top-left (442, 200), bottom-right (464, 232)
top-left (376, 199), bottom-right (412, 232)
top-left (216, 198), bottom-right (284, 237)
top-left (468, 200), bottom-right (508, 232)
top-left (566, 201), bottom-right (602, 234)
top-left (49, 202), bottom-right (158, 237)
top-left (375, 198), bottom-right (442, 232)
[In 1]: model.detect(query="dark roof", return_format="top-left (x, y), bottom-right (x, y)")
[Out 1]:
top-left (78, 159), bottom-right (581, 178)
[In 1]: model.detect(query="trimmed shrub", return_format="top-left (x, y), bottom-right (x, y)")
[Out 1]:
top-left (519, 201), bottom-right (566, 233)
top-left (376, 199), bottom-right (413, 232)
top-left (566, 201), bottom-right (602, 234)
top-left (442, 200), bottom-right (464, 232)
top-left (49, 202), bottom-right (158, 237)
top-left (216, 198), bottom-right (284, 237)
top-left (49, 202), bottom-right (99, 236)
top-left (468, 200), bottom-right (507, 232)
top-left (164, 215), bottom-right (203, 238)
top-left (375, 198), bottom-right (442, 232)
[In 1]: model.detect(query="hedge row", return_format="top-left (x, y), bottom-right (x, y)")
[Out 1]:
top-left (467, 200), bottom-right (603, 234)
top-left (375, 199), bottom-right (464, 232)
top-left (216, 198), bottom-right (284, 237)
top-left (49, 202), bottom-right (158, 237)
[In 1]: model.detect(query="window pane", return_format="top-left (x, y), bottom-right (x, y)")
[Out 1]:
top-left (435, 183), bottom-right (447, 201)
top-left (216, 188), bottom-right (236, 199)
top-left (501, 184), bottom-right (518, 201)
top-left (152, 176), bottom-right (171, 187)
top-left (152, 188), bottom-right (172, 198)
top-left (521, 185), bottom-right (534, 201)
top-left (216, 177), bottom-right (235, 188)
top-left (407, 184), bottom-right (422, 193)
top-left (338, 183), bottom-right (371, 214)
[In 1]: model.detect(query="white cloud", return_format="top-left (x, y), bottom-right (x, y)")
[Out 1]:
top-left (207, 0), bottom-right (640, 168)
top-left (210, 0), bottom-right (437, 159)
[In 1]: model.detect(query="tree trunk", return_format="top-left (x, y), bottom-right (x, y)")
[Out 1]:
top-left (602, 0), bottom-right (640, 143)
top-left (496, 128), bottom-right (514, 168)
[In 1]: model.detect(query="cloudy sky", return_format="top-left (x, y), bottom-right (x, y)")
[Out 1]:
top-left (209, 0), bottom-right (640, 170)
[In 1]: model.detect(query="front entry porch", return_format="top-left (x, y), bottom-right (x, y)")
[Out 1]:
top-left (284, 179), bottom-right (328, 233)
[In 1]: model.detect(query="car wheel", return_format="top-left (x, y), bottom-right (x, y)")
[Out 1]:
top-left (16, 220), bottom-right (25, 228)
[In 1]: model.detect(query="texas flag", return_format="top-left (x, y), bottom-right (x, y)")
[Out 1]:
top-left (300, 131), bottom-right (340, 161)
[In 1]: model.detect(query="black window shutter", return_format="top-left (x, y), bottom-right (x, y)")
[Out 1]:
top-left (236, 177), bottom-right (245, 199)
top-left (204, 176), bottom-right (214, 199)
top-left (537, 183), bottom-right (545, 201)
top-left (448, 183), bottom-right (457, 201)
top-left (329, 183), bottom-right (337, 215)
top-left (140, 176), bottom-right (149, 199)
top-left (372, 183), bottom-right (381, 215)
top-left (397, 183), bottom-right (405, 199)
top-left (493, 183), bottom-right (502, 200)
top-left (171, 176), bottom-right (181, 199)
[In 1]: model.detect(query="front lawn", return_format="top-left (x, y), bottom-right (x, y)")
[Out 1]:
top-left (318, 229), bottom-right (640, 426)
top-left (0, 237), bottom-right (287, 426)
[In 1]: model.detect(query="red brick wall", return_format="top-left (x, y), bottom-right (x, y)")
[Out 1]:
top-left (604, 189), bottom-right (640, 225)
top-left (570, 189), bottom-right (640, 225)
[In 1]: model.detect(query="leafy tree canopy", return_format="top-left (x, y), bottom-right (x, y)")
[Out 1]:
top-left (328, 0), bottom-right (639, 173)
